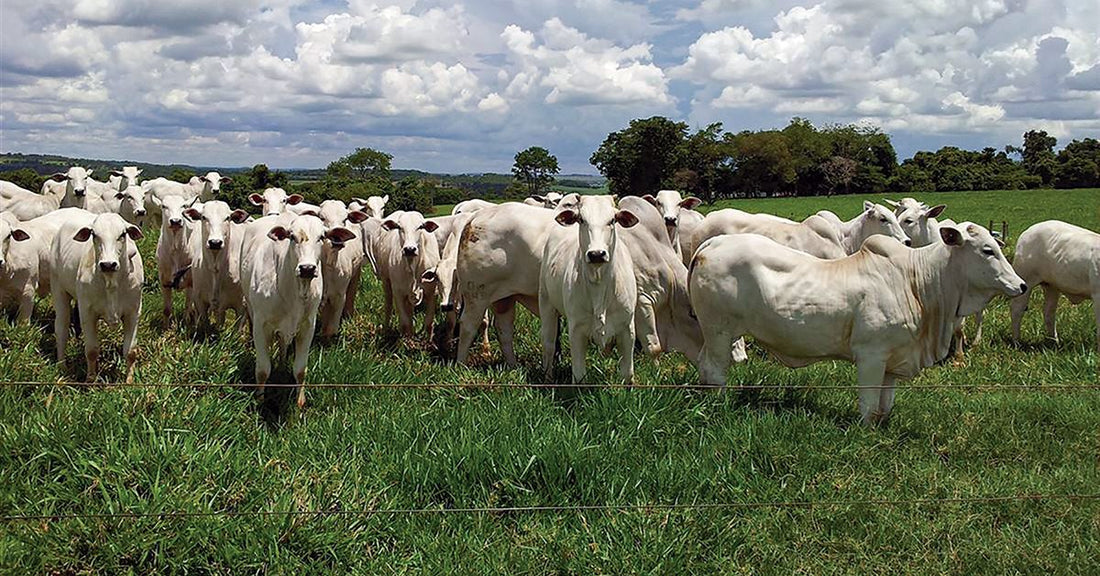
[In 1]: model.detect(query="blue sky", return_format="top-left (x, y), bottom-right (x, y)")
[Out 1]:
top-left (2, 0), bottom-right (1098, 173)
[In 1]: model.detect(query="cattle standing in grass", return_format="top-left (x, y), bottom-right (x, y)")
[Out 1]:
top-left (43, 166), bottom-right (95, 209)
top-left (51, 213), bottom-right (144, 382)
top-left (1010, 220), bottom-right (1100, 355)
top-left (814, 201), bottom-right (911, 253)
top-left (689, 224), bottom-right (1026, 426)
top-left (151, 194), bottom-right (198, 322)
top-left (316, 200), bottom-right (368, 337)
top-left (433, 212), bottom-right (490, 352)
top-left (249, 188), bottom-right (304, 217)
top-left (539, 196), bottom-right (639, 383)
top-left (183, 201), bottom-right (251, 328)
top-left (642, 190), bottom-right (702, 261)
top-left (369, 211), bottom-right (441, 338)
top-left (0, 213), bottom-right (35, 322)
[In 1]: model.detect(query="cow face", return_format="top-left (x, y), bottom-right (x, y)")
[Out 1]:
top-left (0, 218), bottom-right (30, 270)
top-left (861, 201), bottom-right (911, 246)
top-left (352, 195), bottom-right (388, 220)
top-left (185, 200), bottom-right (249, 252)
top-left (73, 213), bottom-right (142, 275)
top-left (201, 171), bottom-right (231, 195)
top-left (890, 198), bottom-right (946, 247)
top-left (530, 191), bottom-right (565, 209)
top-left (556, 195), bottom-right (639, 266)
top-left (940, 222), bottom-right (1027, 315)
top-left (153, 194), bottom-right (198, 231)
top-left (114, 184), bottom-right (148, 222)
top-left (250, 187), bottom-right (302, 216)
top-left (110, 166), bottom-right (142, 191)
top-left (434, 256), bottom-right (460, 312)
top-left (643, 189), bottom-right (701, 229)
top-left (318, 200), bottom-right (368, 249)
top-left (50, 166), bottom-right (93, 198)
top-left (382, 211), bottom-right (437, 261)
top-left (268, 216), bottom-right (354, 280)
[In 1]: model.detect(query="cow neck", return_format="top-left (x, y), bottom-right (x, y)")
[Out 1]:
top-left (905, 242), bottom-right (964, 366)
top-left (837, 213), bottom-right (875, 254)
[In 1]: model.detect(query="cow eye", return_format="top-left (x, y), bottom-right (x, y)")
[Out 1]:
top-left (981, 246), bottom-right (995, 256)
top-left (904, 218), bottom-right (913, 224)
top-left (879, 217), bottom-right (887, 223)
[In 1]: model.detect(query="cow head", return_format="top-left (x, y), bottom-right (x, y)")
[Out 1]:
top-left (250, 187), bottom-right (302, 217)
top-left (318, 200), bottom-right (368, 249)
top-left (0, 218), bottom-right (30, 271)
top-left (50, 166), bottom-right (93, 198)
top-left (73, 213), bottom-right (143, 275)
top-left (201, 171), bottom-right (231, 195)
top-left (889, 198), bottom-right (946, 247)
top-left (114, 183), bottom-right (148, 223)
top-left (110, 166), bottom-right (143, 191)
top-left (267, 215), bottom-right (353, 280)
top-left (643, 189), bottom-right (702, 230)
top-left (351, 195), bottom-right (389, 220)
top-left (152, 194), bottom-right (198, 232)
top-left (861, 201), bottom-right (911, 246)
top-left (185, 200), bottom-right (249, 252)
top-left (382, 211), bottom-right (438, 262)
top-left (555, 195), bottom-right (638, 267)
top-left (940, 222), bottom-right (1027, 315)
top-left (529, 191), bottom-right (565, 209)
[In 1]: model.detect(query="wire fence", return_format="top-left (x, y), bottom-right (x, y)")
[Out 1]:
top-left (4, 493), bottom-right (1099, 523)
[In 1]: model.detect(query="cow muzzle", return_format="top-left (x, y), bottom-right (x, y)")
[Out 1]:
top-left (168, 218), bottom-right (183, 229)
top-left (74, 188), bottom-right (86, 197)
top-left (99, 261), bottom-right (120, 273)
top-left (207, 239), bottom-right (224, 250)
top-left (586, 249), bottom-right (609, 264)
top-left (664, 217), bottom-right (677, 227)
top-left (134, 208), bottom-right (147, 217)
top-left (297, 264), bottom-right (318, 279)
top-left (903, 239), bottom-right (912, 247)
top-left (403, 246), bottom-right (419, 258)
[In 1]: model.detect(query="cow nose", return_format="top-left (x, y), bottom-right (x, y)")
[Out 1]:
top-left (1020, 282), bottom-right (1029, 294)
top-left (440, 303), bottom-right (455, 312)
top-left (75, 188), bottom-right (86, 196)
top-left (403, 245), bottom-right (418, 257)
top-left (207, 239), bottom-right (224, 250)
top-left (903, 239), bottom-right (912, 247)
top-left (586, 249), bottom-right (608, 263)
top-left (169, 218), bottom-right (183, 228)
top-left (297, 264), bottom-right (317, 278)
top-left (99, 261), bottom-right (119, 273)
top-left (664, 216), bottom-right (677, 226)
top-left (134, 209), bottom-right (146, 216)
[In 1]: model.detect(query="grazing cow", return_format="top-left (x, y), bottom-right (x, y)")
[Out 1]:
top-left (52, 212), bottom-right (145, 382)
top-left (539, 195), bottom-right (639, 383)
top-left (350, 195), bottom-right (389, 220)
top-left (688, 224), bottom-right (1026, 426)
top-left (524, 191), bottom-right (565, 209)
top-left (642, 190), bottom-right (702, 260)
top-left (1009, 220), bottom-right (1100, 354)
top-left (0, 213), bottom-right (34, 322)
top-left (369, 211), bottom-right (441, 338)
top-left (183, 201), bottom-right (251, 328)
top-left (151, 194), bottom-right (198, 321)
top-left (316, 200), bottom-right (367, 337)
top-left (249, 188), bottom-right (304, 217)
top-left (452, 199), bottom-right (495, 215)
top-left (686, 209), bottom-right (847, 261)
top-left (886, 198), bottom-right (946, 248)
top-left (0, 180), bottom-right (63, 221)
top-left (814, 201), bottom-right (911, 253)
top-left (42, 166), bottom-right (95, 209)
top-left (240, 214), bottom-right (342, 407)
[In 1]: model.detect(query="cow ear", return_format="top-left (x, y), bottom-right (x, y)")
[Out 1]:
top-left (615, 210), bottom-right (639, 228)
top-left (530, 195), bottom-right (545, 203)
top-left (381, 219), bottom-right (400, 231)
top-left (939, 226), bottom-right (963, 246)
top-left (125, 226), bottom-right (144, 241)
top-left (183, 208), bottom-right (202, 222)
top-left (346, 210), bottom-right (369, 224)
top-left (863, 200), bottom-right (875, 212)
top-left (679, 196), bottom-right (702, 210)
top-left (115, 191), bottom-right (127, 199)
top-left (150, 195), bottom-right (162, 208)
top-left (220, 176), bottom-right (232, 184)
top-left (421, 270), bottom-right (438, 283)
top-left (200, 176), bottom-right (211, 183)
top-left (86, 169), bottom-right (93, 177)
top-left (73, 227), bottom-right (93, 242)
top-left (326, 227), bottom-right (356, 244)
top-left (11, 228), bottom-right (30, 242)
top-left (883, 198), bottom-right (900, 209)
top-left (135, 169), bottom-right (143, 176)
top-left (110, 170), bottom-right (124, 178)
top-left (249, 193), bottom-right (264, 206)
top-left (287, 194), bottom-right (304, 205)
top-left (927, 204), bottom-right (946, 219)
top-left (642, 194), bottom-right (658, 206)
top-left (230, 209), bottom-right (250, 224)
top-left (381, 195), bottom-right (389, 204)
top-left (420, 220), bottom-right (439, 233)
top-left (352, 197), bottom-right (367, 206)
top-left (50, 173), bottom-right (69, 182)
top-left (555, 209), bottom-right (579, 226)
top-left (299, 209), bottom-right (320, 218)
top-left (267, 226), bottom-right (291, 242)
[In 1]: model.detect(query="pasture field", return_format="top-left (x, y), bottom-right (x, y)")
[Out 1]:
top-left (2, 189), bottom-right (1099, 573)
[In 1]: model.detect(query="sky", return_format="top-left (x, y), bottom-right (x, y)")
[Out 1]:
top-left (1, 0), bottom-right (1099, 174)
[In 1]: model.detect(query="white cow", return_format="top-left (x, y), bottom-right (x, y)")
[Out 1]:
top-left (686, 209), bottom-right (847, 261)
top-left (52, 212), bottom-right (145, 382)
top-left (316, 200), bottom-right (368, 337)
top-left (183, 201), bottom-right (251, 328)
top-left (642, 190), bottom-right (702, 261)
top-left (151, 194), bottom-right (198, 321)
top-left (5, 208), bottom-right (95, 297)
top-left (249, 188), bottom-right (304, 217)
top-left (240, 214), bottom-right (342, 407)
top-left (0, 180), bottom-right (64, 221)
top-left (1009, 220), bottom-right (1100, 354)
top-left (189, 172), bottom-right (232, 201)
top-left (539, 195), bottom-right (639, 383)
top-left (814, 201), bottom-right (911, 253)
top-left (886, 198), bottom-right (946, 248)
top-left (433, 212), bottom-right (489, 352)
top-left (0, 213), bottom-right (34, 322)
top-left (109, 166), bottom-right (142, 191)
top-left (42, 166), bottom-right (95, 209)
top-left (524, 191), bottom-right (565, 209)
top-left (425, 213), bottom-right (472, 250)
top-left (689, 224), bottom-right (1027, 426)
top-left (452, 199), bottom-right (496, 215)
top-left (105, 167), bottom-right (148, 226)
top-left (369, 211), bottom-right (441, 338)
top-left (350, 195), bottom-right (389, 220)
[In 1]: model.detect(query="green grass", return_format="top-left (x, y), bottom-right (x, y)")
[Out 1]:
top-left (2, 189), bottom-right (1098, 573)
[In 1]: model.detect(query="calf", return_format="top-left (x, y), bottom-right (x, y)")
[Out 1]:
top-left (539, 195), bottom-right (639, 383)
top-left (689, 224), bottom-right (1026, 426)
top-left (183, 201), bottom-right (251, 328)
top-left (369, 211), bottom-right (441, 338)
top-left (814, 201), bottom-right (911, 253)
top-left (151, 194), bottom-right (198, 321)
top-left (0, 213), bottom-right (34, 322)
top-left (642, 190), bottom-right (702, 261)
top-left (1010, 220), bottom-right (1100, 354)
top-left (316, 200), bottom-right (367, 337)
top-left (240, 214), bottom-right (347, 407)
top-left (249, 188), bottom-right (305, 217)
top-left (51, 213), bottom-right (144, 382)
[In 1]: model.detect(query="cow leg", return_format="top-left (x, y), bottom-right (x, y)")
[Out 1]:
top-left (539, 301), bottom-right (559, 381)
top-left (54, 291), bottom-right (71, 363)
top-left (1010, 287), bottom-right (1031, 341)
top-left (971, 309), bottom-right (985, 347)
top-left (122, 311), bottom-right (139, 385)
top-left (855, 356), bottom-right (888, 427)
top-left (161, 284), bottom-right (173, 322)
top-left (480, 312), bottom-right (492, 354)
top-left (877, 374), bottom-right (899, 426)
top-left (493, 299), bottom-right (519, 368)
top-left (421, 281), bottom-right (437, 337)
top-left (1093, 292), bottom-right (1100, 356)
top-left (79, 304), bottom-right (99, 382)
top-left (617, 326), bottom-right (635, 386)
top-left (568, 322), bottom-right (588, 384)
top-left (381, 278), bottom-right (394, 330)
top-left (293, 322), bottom-right (316, 408)
top-left (320, 298), bottom-right (340, 338)
top-left (253, 324), bottom-right (272, 394)
top-left (698, 325), bottom-right (734, 387)
top-left (952, 319), bottom-right (967, 363)
top-left (456, 298), bottom-right (490, 365)
top-left (343, 273), bottom-right (359, 319)
top-left (16, 285), bottom-right (34, 324)
top-left (397, 292), bottom-right (415, 339)
top-left (1042, 285), bottom-right (1060, 341)
top-left (731, 338), bottom-right (748, 363)
top-left (634, 294), bottom-right (661, 357)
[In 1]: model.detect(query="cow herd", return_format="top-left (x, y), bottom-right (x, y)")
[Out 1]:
top-left (1, 166), bottom-right (1098, 425)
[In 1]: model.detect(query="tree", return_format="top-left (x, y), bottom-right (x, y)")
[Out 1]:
top-left (590, 116), bottom-right (688, 196)
top-left (511, 147), bottom-right (560, 196)
top-left (821, 156), bottom-right (858, 195)
top-left (673, 123), bottom-right (734, 203)
top-left (170, 168), bottom-right (196, 183)
top-left (327, 147), bottom-right (393, 183)
top-left (0, 168), bottom-right (44, 191)
top-left (1021, 130), bottom-right (1058, 186)
top-left (727, 130), bottom-right (796, 197)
